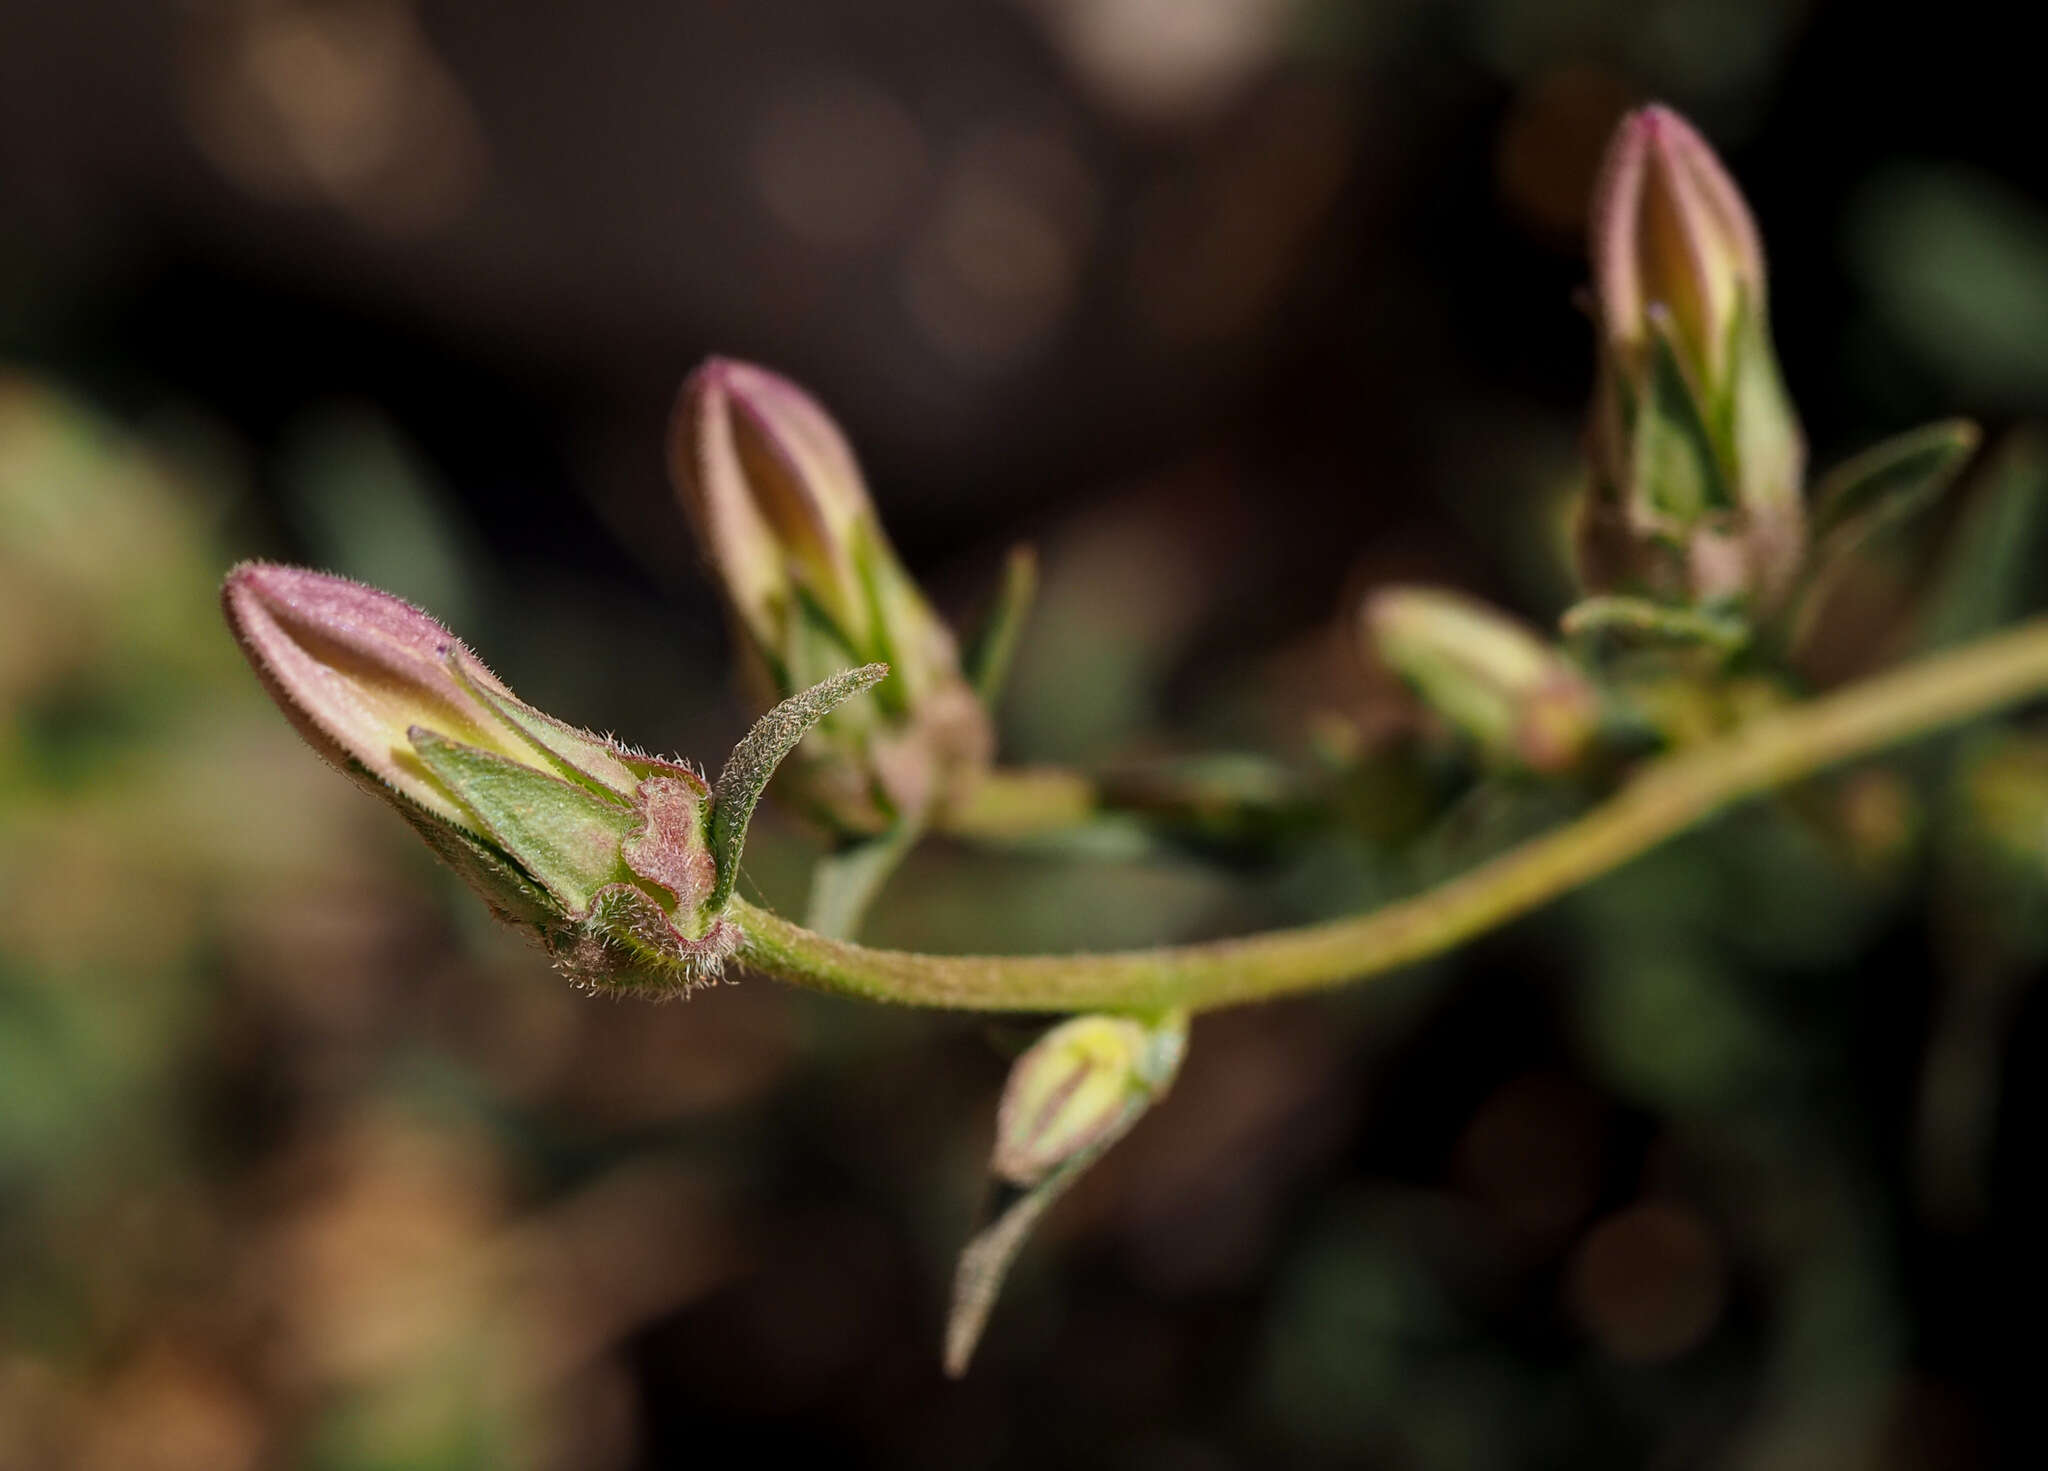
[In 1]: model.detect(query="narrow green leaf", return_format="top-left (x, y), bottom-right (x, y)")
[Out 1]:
top-left (944, 1152), bottom-right (1103, 1380)
top-left (967, 544), bottom-right (1038, 707)
top-left (708, 663), bottom-right (889, 909)
top-left (1791, 419), bottom-right (1982, 652)
top-left (1917, 428), bottom-right (2048, 650)
top-left (410, 728), bottom-right (638, 911)
top-left (1810, 418), bottom-right (1980, 547)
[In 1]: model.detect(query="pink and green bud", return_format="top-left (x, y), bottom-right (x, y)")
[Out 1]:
top-left (946, 1010), bottom-right (1186, 1376)
top-left (674, 357), bottom-right (873, 656)
top-left (224, 563), bottom-right (739, 996)
top-left (672, 358), bottom-right (992, 834)
top-left (1593, 104), bottom-right (1762, 386)
top-left (1364, 586), bottom-right (1601, 774)
top-left (1581, 104), bottom-right (1806, 612)
top-left (992, 1013), bottom-right (1184, 1187)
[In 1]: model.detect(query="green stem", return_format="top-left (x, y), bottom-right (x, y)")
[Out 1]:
top-left (937, 766), bottom-right (1101, 840)
top-left (936, 758), bottom-right (1324, 845)
top-left (734, 617), bottom-right (2048, 1014)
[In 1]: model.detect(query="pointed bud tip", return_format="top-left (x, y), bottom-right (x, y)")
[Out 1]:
top-left (1619, 104), bottom-right (1716, 175)
top-left (1632, 102), bottom-right (1682, 140)
top-left (678, 355), bottom-right (850, 461)
top-left (670, 354), bottom-right (878, 655)
top-left (1590, 101), bottom-right (1763, 358)
top-left (222, 560), bottom-right (470, 668)
top-left (221, 561), bottom-right (537, 824)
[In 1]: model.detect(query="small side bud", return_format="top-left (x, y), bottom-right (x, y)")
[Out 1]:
top-left (992, 1014), bottom-right (1181, 1186)
top-left (1364, 586), bottom-right (1601, 774)
top-left (224, 563), bottom-right (738, 997)
top-left (671, 358), bottom-right (993, 836)
top-left (947, 1011), bottom-right (1186, 1376)
top-left (1581, 104), bottom-right (1806, 613)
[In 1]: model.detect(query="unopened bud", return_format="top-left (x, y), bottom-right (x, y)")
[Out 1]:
top-left (1364, 586), bottom-right (1601, 773)
top-left (224, 563), bottom-right (737, 995)
top-left (674, 357), bottom-right (872, 656)
top-left (1581, 104), bottom-right (1805, 611)
top-left (992, 1013), bottom-right (1184, 1187)
top-left (1593, 104), bottom-right (1761, 384)
top-left (672, 358), bottom-right (992, 834)
top-left (948, 1009), bottom-right (1186, 1376)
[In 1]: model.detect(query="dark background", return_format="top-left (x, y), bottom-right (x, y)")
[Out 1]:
top-left (6, 2), bottom-right (2048, 1467)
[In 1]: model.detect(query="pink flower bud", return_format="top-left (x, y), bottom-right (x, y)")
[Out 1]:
top-left (222, 562), bottom-right (558, 825)
top-left (672, 357), bottom-right (877, 655)
top-left (223, 562), bottom-right (744, 996)
top-left (670, 358), bottom-right (993, 835)
top-left (1592, 104), bottom-right (1763, 385)
top-left (1579, 105), bottom-right (1806, 612)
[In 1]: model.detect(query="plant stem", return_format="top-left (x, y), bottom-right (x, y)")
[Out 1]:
top-left (937, 766), bottom-right (1101, 840)
top-left (936, 758), bottom-right (1325, 844)
top-left (733, 616), bottom-right (2048, 1014)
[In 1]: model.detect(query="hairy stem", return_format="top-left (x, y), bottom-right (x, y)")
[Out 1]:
top-left (734, 616), bottom-right (2048, 1013)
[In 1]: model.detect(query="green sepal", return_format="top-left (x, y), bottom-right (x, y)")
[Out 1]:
top-left (409, 726), bottom-right (638, 912)
top-left (966, 544), bottom-right (1038, 707)
top-left (443, 651), bottom-right (646, 803)
top-left (852, 526), bottom-right (935, 715)
top-left (1725, 289), bottom-right (1805, 522)
top-left (1562, 594), bottom-right (1750, 660)
top-left (1630, 313), bottom-right (1732, 525)
top-left (385, 787), bottom-right (562, 932)
top-left (707, 663), bottom-right (890, 909)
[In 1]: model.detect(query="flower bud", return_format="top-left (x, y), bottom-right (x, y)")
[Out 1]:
top-left (1581, 104), bottom-right (1806, 611)
top-left (1364, 586), bottom-right (1601, 774)
top-left (1593, 104), bottom-right (1761, 385)
top-left (947, 1010), bottom-right (1186, 1376)
top-left (992, 1013), bottom-right (1183, 1187)
top-left (223, 563), bottom-right (737, 995)
top-left (672, 358), bottom-right (992, 834)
